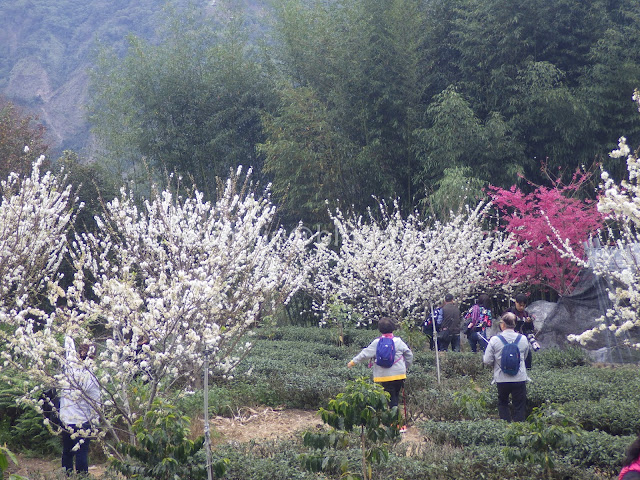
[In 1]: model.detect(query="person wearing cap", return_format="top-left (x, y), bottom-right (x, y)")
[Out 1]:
top-left (482, 312), bottom-right (531, 422)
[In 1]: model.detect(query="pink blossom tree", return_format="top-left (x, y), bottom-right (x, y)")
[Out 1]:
top-left (487, 167), bottom-right (604, 296)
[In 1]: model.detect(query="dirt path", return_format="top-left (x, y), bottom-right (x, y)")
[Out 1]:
top-left (9, 408), bottom-right (424, 478)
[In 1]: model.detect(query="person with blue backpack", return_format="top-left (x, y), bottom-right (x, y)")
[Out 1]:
top-left (347, 317), bottom-right (413, 411)
top-left (482, 312), bottom-right (531, 422)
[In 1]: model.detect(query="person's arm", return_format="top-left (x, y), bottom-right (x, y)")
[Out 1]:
top-left (401, 341), bottom-right (413, 370)
top-left (65, 335), bottom-right (77, 363)
top-left (482, 338), bottom-right (496, 366)
top-left (348, 340), bottom-right (377, 367)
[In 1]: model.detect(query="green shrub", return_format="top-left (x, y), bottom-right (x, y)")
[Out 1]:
top-left (535, 345), bottom-right (591, 369)
top-left (566, 397), bottom-right (640, 435)
top-left (419, 419), bottom-right (510, 447)
top-left (111, 399), bottom-right (228, 480)
top-left (527, 368), bottom-right (611, 406)
top-left (0, 377), bottom-right (60, 456)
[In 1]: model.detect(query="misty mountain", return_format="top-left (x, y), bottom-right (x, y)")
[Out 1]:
top-left (0, 0), bottom-right (267, 155)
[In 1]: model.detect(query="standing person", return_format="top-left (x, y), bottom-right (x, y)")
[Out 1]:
top-left (506, 293), bottom-right (536, 368)
top-left (422, 304), bottom-right (443, 351)
top-left (482, 313), bottom-right (531, 422)
top-left (464, 293), bottom-right (493, 352)
top-left (620, 433), bottom-right (640, 480)
top-left (438, 294), bottom-right (462, 352)
top-left (347, 317), bottom-right (413, 410)
top-left (507, 293), bottom-right (535, 336)
top-left (60, 335), bottom-right (100, 475)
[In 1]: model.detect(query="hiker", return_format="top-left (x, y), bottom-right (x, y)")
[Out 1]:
top-left (505, 293), bottom-right (536, 368)
top-left (60, 335), bottom-right (100, 475)
top-left (422, 304), bottom-right (443, 350)
top-left (347, 317), bottom-right (413, 410)
top-left (482, 312), bottom-right (531, 422)
top-left (620, 433), bottom-right (640, 479)
top-left (437, 294), bottom-right (462, 352)
top-left (464, 293), bottom-right (493, 352)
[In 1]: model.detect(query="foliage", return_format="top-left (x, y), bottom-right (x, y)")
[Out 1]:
top-left (452, 381), bottom-right (490, 420)
top-left (533, 345), bottom-right (590, 369)
top-left (89, 9), bottom-right (274, 198)
top-left (0, 99), bottom-right (49, 180)
top-left (300, 378), bottom-right (401, 480)
top-left (259, 86), bottom-right (360, 226)
top-left (503, 404), bottom-right (581, 478)
top-left (0, 444), bottom-right (27, 480)
top-left (111, 399), bottom-right (228, 480)
top-left (488, 165), bottom-right (604, 295)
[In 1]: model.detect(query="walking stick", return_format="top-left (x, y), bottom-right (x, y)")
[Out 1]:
top-left (430, 302), bottom-right (441, 384)
top-left (402, 385), bottom-right (408, 429)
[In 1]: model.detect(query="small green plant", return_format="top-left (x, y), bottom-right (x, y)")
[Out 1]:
top-left (110, 399), bottom-right (228, 480)
top-left (453, 381), bottom-right (489, 419)
top-left (0, 445), bottom-right (27, 480)
top-left (504, 403), bottom-right (581, 479)
top-left (300, 377), bottom-right (401, 480)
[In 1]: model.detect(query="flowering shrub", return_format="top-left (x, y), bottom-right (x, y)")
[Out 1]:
top-left (310, 201), bottom-right (515, 326)
top-left (487, 167), bottom-right (603, 295)
top-left (1, 168), bottom-right (314, 454)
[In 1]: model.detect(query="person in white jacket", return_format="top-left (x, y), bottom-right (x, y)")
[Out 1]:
top-left (482, 312), bottom-right (531, 422)
top-left (60, 335), bottom-right (100, 474)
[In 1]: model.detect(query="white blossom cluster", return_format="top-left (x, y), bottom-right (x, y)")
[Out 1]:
top-left (2, 167), bottom-right (314, 449)
top-left (309, 201), bottom-right (515, 326)
top-left (0, 155), bottom-right (75, 327)
top-left (550, 90), bottom-right (640, 349)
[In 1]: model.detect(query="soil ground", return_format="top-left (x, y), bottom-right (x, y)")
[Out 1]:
top-left (7, 408), bottom-right (423, 478)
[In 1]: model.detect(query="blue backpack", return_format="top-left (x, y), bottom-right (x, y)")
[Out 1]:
top-left (498, 334), bottom-right (522, 375)
top-left (375, 336), bottom-right (396, 368)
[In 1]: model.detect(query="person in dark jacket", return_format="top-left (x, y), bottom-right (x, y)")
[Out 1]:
top-left (505, 293), bottom-right (535, 368)
top-left (438, 294), bottom-right (462, 352)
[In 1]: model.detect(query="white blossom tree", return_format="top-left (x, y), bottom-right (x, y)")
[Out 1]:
top-left (0, 154), bottom-right (76, 325)
top-left (549, 90), bottom-right (640, 349)
top-left (1, 168), bottom-right (315, 453)
top-left (310, 200), bottom-right (515, 326)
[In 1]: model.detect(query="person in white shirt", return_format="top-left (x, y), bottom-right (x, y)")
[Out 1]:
top-left (60, 335), bottom-right (100, 474)
top-left (482, 312), bottom-right (531, 422)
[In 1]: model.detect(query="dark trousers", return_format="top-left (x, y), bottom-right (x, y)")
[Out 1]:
top-left (438, 331), bottom-right (460, 352)
top-left (380, 379), bottom-right (404, 409)
top-left (497, 382), bottom-right (527, 422)
top-left (467, 330), bottom-right (488, 352)
top-left (62, 422), bottom-right (91, 473)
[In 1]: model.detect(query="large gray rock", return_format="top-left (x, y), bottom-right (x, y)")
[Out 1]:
top-left (526, 300), bottom-right (555, 332)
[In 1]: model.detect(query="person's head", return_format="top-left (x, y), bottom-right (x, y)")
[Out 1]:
top-left (78, 343), bottom-right (96, 360)
top-left (378, 317), bottom-right (396, 334)
top-left (499, 312), bottom-right (516, 331)
top-left (623, 433), bottom-right (640, 467)
top-left (477, 293), bottom-right (491, 309)
top-left (514, 293), bottom-right (528, 312)
top-left (444, 293), bottom-right (454, 303)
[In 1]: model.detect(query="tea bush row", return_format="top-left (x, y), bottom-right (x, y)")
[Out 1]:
top-left (418, 418), bottom-right (631, 473)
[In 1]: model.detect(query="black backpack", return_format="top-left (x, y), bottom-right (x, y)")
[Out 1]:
top-left (498, 335), bottom-right (522, 376)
